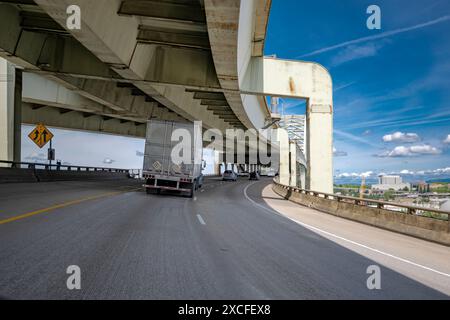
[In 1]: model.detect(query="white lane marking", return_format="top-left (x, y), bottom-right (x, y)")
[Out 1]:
top-left (243, 182), bottom-right (450, 278)
top-left (197, 214), bottom-right (206, 225)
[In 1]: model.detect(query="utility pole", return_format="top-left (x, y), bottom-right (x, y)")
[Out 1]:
top-left (360, 175), bottom-right (366, 199)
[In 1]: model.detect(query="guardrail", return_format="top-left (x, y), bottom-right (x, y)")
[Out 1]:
top-left (0, 160), bottom-right (221, 180)
top-left (273, 178), bottom-right (449, 221)
top-left (0, 160), bottom-right (138, 174)
top-left (272, 178), bottom-right (450, 245)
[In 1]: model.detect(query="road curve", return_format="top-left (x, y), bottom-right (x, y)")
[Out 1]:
top-left (0, 178), bottom-right (448, 299)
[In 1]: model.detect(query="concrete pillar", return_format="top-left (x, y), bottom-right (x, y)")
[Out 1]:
top-left (241, 58), bottom-right (333, 193)
top-left (215, 163), bottom-right (221, 176)
top-left (0, 58), bottom-right (21, 165)
top-left (14, 69), bottom-right (22, 163)
top-left (275, 128), bottom-right (290, 185)
top-left (299, 165), bottom-right (306, 189)
top-left (306, 103), bottom-right (333, 193)
top-left (289, 141), bottom-right (297, 187)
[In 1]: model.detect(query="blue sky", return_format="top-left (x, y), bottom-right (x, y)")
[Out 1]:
top-left (265, 0), bottom-right (450, 181)
top-left (21, 1), bottom-right (450, 181)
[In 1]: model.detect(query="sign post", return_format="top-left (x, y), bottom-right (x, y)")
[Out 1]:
top-left (48, 139), bottom-right (55, 166)
top-left (28, 123), bottom-right (54, 166)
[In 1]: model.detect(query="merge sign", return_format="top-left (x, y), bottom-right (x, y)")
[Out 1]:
top-left (28, 123), bottom-right (54, 148)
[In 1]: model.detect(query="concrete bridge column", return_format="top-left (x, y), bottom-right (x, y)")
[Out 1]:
top-left (306, 103), bottom-right (333, 193)
top-left (289, 141), bottom-right (298, 187)
top-left (241, 57), bottom-right (333, 193)
top-left (0, 58), bottom-right (21, 165)
top-left (215, 163), bottom-right (222, 176)
top-left (275, 128), bottom-right (290, 186)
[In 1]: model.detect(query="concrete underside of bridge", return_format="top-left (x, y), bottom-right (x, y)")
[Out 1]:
top-left (0, 0), bottom-right (333, 193)
top-left (0, 0), bottom-right (271, 131)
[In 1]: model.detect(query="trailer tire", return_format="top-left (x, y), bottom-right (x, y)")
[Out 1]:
top-left (189, 184), bottom-right (195, 198)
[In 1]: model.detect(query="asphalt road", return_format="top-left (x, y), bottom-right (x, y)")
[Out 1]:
top-left (0, 178), bottom-right (448, 299)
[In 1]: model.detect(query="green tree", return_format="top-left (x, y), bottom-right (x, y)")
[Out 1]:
top-left (383, 190), bottom-right (395, 201)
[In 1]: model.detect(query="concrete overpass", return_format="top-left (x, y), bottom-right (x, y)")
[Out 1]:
top-left (0, 0), bottom-right (333, 193)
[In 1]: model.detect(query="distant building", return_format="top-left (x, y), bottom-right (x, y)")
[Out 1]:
top-left (412, 181), bottom-right (430, 193)
top-left (372, 175), bottom-right (411, 192)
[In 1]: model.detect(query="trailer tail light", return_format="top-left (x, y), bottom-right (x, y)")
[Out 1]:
top-left (180, 178), bottom-right (191, 183)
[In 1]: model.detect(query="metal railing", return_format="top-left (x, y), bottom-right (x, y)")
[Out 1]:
top-left (0, 160), bottom-right (139, 175)
top-left (273, 178), bottom-right (449, 221)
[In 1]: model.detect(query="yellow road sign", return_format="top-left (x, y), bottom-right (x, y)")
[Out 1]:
top-left (28, 123), bottom-right (54, 148)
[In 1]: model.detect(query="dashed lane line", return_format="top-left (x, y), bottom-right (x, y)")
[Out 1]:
top-left (197, 214), bottom-right (206, 225)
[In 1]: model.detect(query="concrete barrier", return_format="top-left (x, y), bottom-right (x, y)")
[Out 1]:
top-left (0, 168), bottom-right (38, 183)
top-left (272, 183), bottom-right (450, 246)
top-left (0, 167), bottom-right (130, 183)
top-left (35, 169), bottom-right (129, 182)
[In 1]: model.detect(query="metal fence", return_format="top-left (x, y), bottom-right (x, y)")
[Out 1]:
top-left (0, 160), bottom-right (222, 180)
top-left (0, 160), bottom-right (137, 174)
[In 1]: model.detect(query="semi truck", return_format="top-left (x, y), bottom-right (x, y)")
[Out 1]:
top-left (142, 120), bottom-right (204, 198)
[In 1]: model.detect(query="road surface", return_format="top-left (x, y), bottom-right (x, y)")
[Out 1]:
top-left (0, 178), bottom-right (448, 299)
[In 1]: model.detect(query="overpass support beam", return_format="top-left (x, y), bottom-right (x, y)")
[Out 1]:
top-left (0, 58), bottom-right (21, 164)
top-left (289, 141), bottom-right (298, 187)
top-left (241, 57), bottom-right (333, 193)
top-left (274, 128), bottom-right (290, 186)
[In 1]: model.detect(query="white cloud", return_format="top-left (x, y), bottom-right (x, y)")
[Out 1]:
top-left (333, 147), bottom-right (348, 157)
top-left (334, 129), bottom-right (379, 148)
top-left (103, 158), bottom-right (116, 164)
top-left (335, 167), bottom-right (450, 179)
top-left (25, 152), bottom-right (47, 163)
top-left (444, 134), bottom-right (450, 144)
top-left (331, 42), bottom-right (385, 66)
top-left (382, 131), bottom-right (420, 143)
top-left (395, 167), bottom-right (450, 176)
top-left (335, 171), bottom-right (374, 178)
top-left (360, 171), bottom-right (374, 178)
top-left (334, 81), bottom-right (356, 92)
top-left (377, 145), bottom-right (442, 157)
top-left (431, 167), bottom-right (450, 174)
top-left (298, 15), bottom-right (450, 58)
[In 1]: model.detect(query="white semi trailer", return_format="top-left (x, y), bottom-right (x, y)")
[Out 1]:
top-left (143, 120), bottom-right (204, 198)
